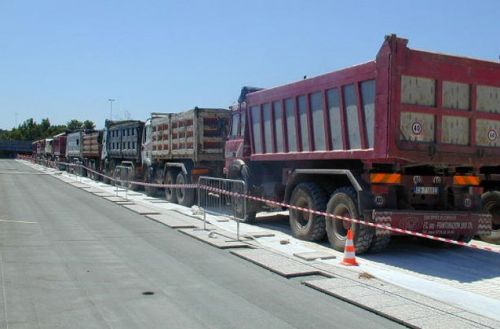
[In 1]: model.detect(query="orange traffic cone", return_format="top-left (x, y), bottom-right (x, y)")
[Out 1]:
top-left (341, 229), bottom-right (359, 266)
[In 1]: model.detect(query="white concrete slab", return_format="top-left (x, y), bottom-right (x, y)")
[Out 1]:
top-left (231, 249), bottom-right (325, 278)
top-left (179, 229), bottom-right (250, 249)
top-left (294, 251), bottom-right (337, 261)
top-left (104, 196), bottom-right (128, 203)
top-left (122, 204), bottom-right (160, 215)
top-left (146, 214), bottom-right (199, 229)
top-left (303, 278), bottom-right (496, 329)
top-left (244, 231), bottom-right (275, 238)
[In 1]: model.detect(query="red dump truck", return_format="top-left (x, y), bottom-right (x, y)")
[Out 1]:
top-left (142, 108), bottom-right (230, 206)
top-left (225, 35), bottom-right (495, 253)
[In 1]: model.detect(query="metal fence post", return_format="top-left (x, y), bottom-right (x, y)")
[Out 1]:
top-left (114, 167), bottom-right (119, 196)
top-left (125, 167), bottom-right (129, 200)
top-left (203, 208), bottom-right (207, 231)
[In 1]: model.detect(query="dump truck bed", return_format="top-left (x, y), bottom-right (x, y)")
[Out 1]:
top-left (66, 132), bottom-right (82, 158)
top-left (151, 108), bottom-right (230, 162)
top-left (106, 120), bottom-right (144, 161)
top-left (53, 133), bottom-right (66, 157)
top-left (245, 35), bottom-right (500, 167)
top-left (82, 131), bottom-right (102, 158)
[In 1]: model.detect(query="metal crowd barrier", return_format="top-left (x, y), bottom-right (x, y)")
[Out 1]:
top-left (113, 165), bottom-right (131, 199)
top-left (197, 176), bottom-right (247, 240)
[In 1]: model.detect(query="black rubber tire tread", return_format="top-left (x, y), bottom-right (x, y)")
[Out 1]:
top-left (229, 164), bottom-right (257, 224)
top-left (144, 167), bottom-right (161, 197)
top-left (143, 166), bottom-right (154, 196)
top-left (325, 186), bottom-right (373, 254)
top-left (175, 172), bottom-right (195, 207)
top-left (102, 168), bottom-right (111, 184)
top-left (368, 234), bottom-right (391, 253)
top-left (90, 163), bottom-right (100, 181)
top-left (479, 191), bottom-right (500, 244)
top-left (164, 170), bottom-right (178, 203)
top-left (127, 170), bottom-right (142, 191)
top-left (233, 196), bottom-right (257, 224)
top-left (289, 182), bottom-right (327, 242)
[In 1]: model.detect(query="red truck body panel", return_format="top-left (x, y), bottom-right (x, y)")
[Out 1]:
top-left (82, 131), bottom-right (102, 158)
top-left (245, 36), bottom-right (500, 167)
top-left (53, 134), bottom-right (67, 157)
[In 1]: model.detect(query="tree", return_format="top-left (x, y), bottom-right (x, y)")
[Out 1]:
top-left (40, 118), bottom-right (50, 134)
top-left (66, 119), bottom-right (83, 131)
top-left (82, 120), bottom-right (95, 130)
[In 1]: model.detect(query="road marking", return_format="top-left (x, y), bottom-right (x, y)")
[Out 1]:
top-left (0, 219), bottom-right (37, 224)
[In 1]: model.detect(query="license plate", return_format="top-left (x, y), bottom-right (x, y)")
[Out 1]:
top-left (413, 186), bottom-right (439, 195)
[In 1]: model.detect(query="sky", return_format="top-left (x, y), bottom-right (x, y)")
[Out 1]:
top-left (0, 0), bottom-right (499, 129)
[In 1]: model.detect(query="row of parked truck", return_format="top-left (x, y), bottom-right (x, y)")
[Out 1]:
top-left (31, 35), bottom-right (500, 252)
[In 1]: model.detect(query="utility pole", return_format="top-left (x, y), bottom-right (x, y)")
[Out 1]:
top-left (108, 99), bottom-right (116, 120)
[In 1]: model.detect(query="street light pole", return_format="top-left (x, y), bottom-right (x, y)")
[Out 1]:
top-left (108, 99), bottom-right (116, 120)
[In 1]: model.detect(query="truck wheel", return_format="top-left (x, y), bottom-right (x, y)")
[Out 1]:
top-left (164, 170), bottom-right (177, 203)
top-left (127, 170), bottom-right (139, 191)
top-left (175, 172), bottom-right (195, 207)
top-left (89, 163), bottom-right (98, 181)
top-left (232, 196), bottom-right (257, 224)
top-left (368, 234), bottom-right (391, 253)
top-left (479, 191), bottom-right (500, 244)
top-left (112, 168), bottom-right (121, 187)
top-left (144, 168), bottom-right (160, 196)
top-left (325, 187), bottom-right (373, 253)
top-left (228, 164), bottom-right (257, 224)
top-left (289, 183), bottom-right (327, 241)
top-left (103, 167), bottom-right (112, 184)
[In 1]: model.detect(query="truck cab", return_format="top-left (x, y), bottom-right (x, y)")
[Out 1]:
top-left (224, 87), bottom-right (262, 179)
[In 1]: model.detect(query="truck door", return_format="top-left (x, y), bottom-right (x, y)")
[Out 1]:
top-left (224, 107), bottom-right (246, 175)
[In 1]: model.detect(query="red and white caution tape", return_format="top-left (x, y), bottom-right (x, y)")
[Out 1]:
top-left (26, 159), bottom-right (500, 254)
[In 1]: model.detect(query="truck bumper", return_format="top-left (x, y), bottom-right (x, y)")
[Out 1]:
top-left (370, 210), bottom-right (492, 237)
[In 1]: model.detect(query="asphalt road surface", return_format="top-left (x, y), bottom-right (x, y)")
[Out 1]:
top-left (0, 159), bottom-right (402, 329)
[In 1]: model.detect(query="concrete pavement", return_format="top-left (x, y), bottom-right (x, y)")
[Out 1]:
top-left (0, 159), bottom-right (401, 329)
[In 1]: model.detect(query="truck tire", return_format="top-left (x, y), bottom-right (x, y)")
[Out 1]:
top-left (232, 195), bottom-right (257, 224)
top-left (479, 191), bottom-right (500, 244)
top-left (175, 172), bottom-right (195, 207)
top-left (229, 165), bottom-right (257, 223)
top-left (164, 170), bottom-right (177, 203)
top-left (325, 187), bottom-right (373, 253)
top-left (368, 234), bottom-right (391, 253)
top-left (144, 167), bottom-right (160, 197)
top-left (127, 170), bottom-right (136, 191)
top-left (289, 182), bottom-right (327, 241)
top-left (89, 162), bottom-right (98, 181)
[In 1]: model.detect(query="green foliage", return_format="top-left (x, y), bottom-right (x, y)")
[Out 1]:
top-left (0, 117), bottom-right (96, 141)
top-left (82, 120), bottom-right (96, 130)
top-left (66, 119), bottom-right (83, 131)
